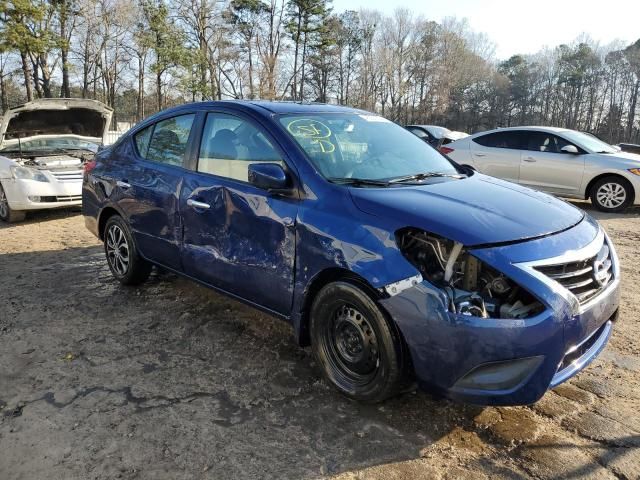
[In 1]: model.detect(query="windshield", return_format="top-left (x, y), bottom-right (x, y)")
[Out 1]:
top-left (560, 131), bottom-right (617, 154)
top-left (0, 137), bottom-right (99, 153)
top-left (424, 126), bottom-right (451, 138)
top-left (279, 113), bottom-right (458, 182)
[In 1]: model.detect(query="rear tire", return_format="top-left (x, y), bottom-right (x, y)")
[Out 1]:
top-left (590, 176), bottom-right (633, 213)
top-left (103, 215), bottom-right (152, 285)
top-left (310, 281), bottom-right (407, 403)
top-left (0, 183), bottom-right (26, 223)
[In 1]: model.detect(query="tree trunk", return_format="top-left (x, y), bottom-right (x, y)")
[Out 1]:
top-left (291, 14), bottom-right (301, 100)
top-left (298, 32), bottom-right (308, 100)
top-left (60, 1), bottom-right (71, 98)
top-left (157, 70), bottom-right (163, 111)
top-left (137, 54), bottom-right (145, 122)
top-left (20, 51), bottom-right (33, 101)
top-left (626, 80), bottom-right (639, 141)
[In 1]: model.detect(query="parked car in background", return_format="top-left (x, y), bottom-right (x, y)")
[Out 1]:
top-left (0, 98), bottom-right (112, 222)
top-left (84, 101), bottom-right (618, 406)
top-left (618, 143), bottom-right (640, 155)
top-left (405, 124), bottom-right (468, 149)
top-left (444, 126), bottom-right (640, 212)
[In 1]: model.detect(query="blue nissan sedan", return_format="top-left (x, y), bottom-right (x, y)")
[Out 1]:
top-left (83, 101), bottom-right (620, 405)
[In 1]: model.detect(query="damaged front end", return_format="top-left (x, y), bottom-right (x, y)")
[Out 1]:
top-left (395, 228), bottom-right (544, 320)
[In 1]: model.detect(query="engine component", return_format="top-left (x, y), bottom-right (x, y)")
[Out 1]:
top-left (396, 228), bottom-right (544, 319)
top-left (454, 293), bottom-right (488, 318)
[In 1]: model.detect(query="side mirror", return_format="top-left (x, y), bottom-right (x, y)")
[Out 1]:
top-left (248, 163), bottom-right (289, 191)
top-left (561, 145), bottom-right (579, 154)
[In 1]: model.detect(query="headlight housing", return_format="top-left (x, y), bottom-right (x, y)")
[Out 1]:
top-left (11, 166), bottom-right (49, 182)
top-left (396, 228), bottom-right (544, 319)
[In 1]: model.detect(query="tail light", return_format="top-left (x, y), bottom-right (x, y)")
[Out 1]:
top-left (439, 146), bottom-right (455, 155)
top-left (83, 160), bottom-right (97, 180)
top-left (84, 160), bottom-right (97, 174)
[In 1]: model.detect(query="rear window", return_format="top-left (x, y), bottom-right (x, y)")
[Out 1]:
top-left (134, 114), bottom-right (195, 167)
top-left (473, 131), bottom-right (525, 150)
top-left (134, 125), bottom-right (153, 157)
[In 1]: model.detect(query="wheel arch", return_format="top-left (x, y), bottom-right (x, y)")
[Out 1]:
top-left (584, 172), bottom-right (635, 203)
top-left (296, 268), bottom-right (382, 347)
top-left (97, 206), bottom-right (123, 240)
top-left (296, 267), bottom-right (415, 385)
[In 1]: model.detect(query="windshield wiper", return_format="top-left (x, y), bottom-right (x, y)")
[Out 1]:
top-left (387, 172), bottom-right (466, 184)
top-left (328, 177), bottom-right (391, 187)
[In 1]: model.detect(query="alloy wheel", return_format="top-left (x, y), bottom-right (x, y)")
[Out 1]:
top-left (106, 224), bottom-right (130, 276)
top-left (596, 182), bottom-right (626, 209)
top-left (0, 186), bottom-right (8, 219)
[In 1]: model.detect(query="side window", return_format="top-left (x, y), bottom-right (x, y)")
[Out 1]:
top-left (134, 125), bottom-right (153, 158)
top-left (526, 132), bottom-right (572, 153)
top-left (197, 112), bottom-right (283, 182)
top-left (408, 127), bottom-right (428, 139)
top-left (144, 114), bottom-right (195, 167)
top-left (473, 131), bottom-right (525, 150)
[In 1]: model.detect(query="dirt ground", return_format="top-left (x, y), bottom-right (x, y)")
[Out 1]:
top-left (0, 202), bottom-right (639, 480)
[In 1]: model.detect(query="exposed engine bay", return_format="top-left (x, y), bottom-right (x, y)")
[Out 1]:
top-left (5, 152), bottom-right (94, 170)
top-left (397, 228), bottom-right (544, 319)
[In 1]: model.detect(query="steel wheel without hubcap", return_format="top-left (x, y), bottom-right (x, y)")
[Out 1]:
top-left (325, 304), bottom-right (379, 386)
top-left (596, 182), bottom-right (626, 210)
top-left (106, 224), bottom-right (130, 276)
top-left (310, 281), bottom-right (407, 403)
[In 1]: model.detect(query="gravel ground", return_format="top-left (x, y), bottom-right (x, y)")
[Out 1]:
top-left (0, 203), bottom-right (639, 480)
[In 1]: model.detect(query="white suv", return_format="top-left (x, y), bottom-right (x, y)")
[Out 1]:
top-left (444, 126), bottom-right (640, 212)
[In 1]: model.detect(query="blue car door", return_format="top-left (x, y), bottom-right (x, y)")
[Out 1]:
top-left (117, 113), bottom-right (197, 270)
top-left (180, 110), bottom-right (298, 315)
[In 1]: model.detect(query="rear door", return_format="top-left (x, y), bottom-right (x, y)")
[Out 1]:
top-left (117, 113), bottom-right (197, 270)
top-left (468, 131), bottom-right (526, 183)
top-left (179, 110), bottom-right (299, 315)
top-left (518, 131), bottom-right (585, 195)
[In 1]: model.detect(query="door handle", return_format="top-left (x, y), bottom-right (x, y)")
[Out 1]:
top-left (187, 198), bottom-right (211, 210)
top-left (473, 153), bottom-right (486, 157)
top-left (523, 157), bottom-right (536, 162)
top-left (116, 180), bottom-right (131, 189)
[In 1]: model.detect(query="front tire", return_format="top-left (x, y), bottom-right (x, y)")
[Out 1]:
top-left (0, 183), bottom-right (26, 223)
top-left (310, 281), bottom-right (406, 403)
top-left (590, 176), bottom-right (633, 213)
top-left (103, 215), bottom-right (152, 285)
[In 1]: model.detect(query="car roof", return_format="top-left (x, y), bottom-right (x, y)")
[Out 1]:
top-left (469, 126), bottom-right (573, 137)
top-left (153, 100), bottom-right (368, 116)
top-left (130, 100), bottom-right (374, 133)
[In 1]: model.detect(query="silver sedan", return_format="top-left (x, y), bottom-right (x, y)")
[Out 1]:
top-left (445, 126), bottom-right (640, 212)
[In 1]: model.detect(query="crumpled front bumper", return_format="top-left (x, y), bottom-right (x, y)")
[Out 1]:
top-left (379, 217), bottom-right (620, 406)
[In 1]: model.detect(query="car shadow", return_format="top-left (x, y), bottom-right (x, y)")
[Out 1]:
top-left (0, 207), bottom-right (82, 229)
top-left (0, 245), bottom-right (623, 479)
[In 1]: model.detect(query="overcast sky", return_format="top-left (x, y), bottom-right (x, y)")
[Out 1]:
top-left (331, 0), bottom-right (639, 59)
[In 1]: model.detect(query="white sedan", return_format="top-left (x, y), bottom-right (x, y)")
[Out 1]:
top-left (0, 98), bottom-right (112, 222)
top-left (444, 126), bottom-right (640, 212)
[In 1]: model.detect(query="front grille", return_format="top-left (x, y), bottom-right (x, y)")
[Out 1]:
top-left (38, 195), bottom-right (82, 203)
top-left (535, 240), bottom-right (613, 304)
top-left (50, 170), bottom-right (83, 182)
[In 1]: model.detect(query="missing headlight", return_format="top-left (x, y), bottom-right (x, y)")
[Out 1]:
top-left (396, 228), bottom-right (543, 319)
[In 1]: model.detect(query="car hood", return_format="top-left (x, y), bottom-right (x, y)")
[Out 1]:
top-left (0, 98), bottom-right (113, 148)
top-left (349, 174), bottom-right (585, 246)
top-left (601, 151), bottom-right (640, 163)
